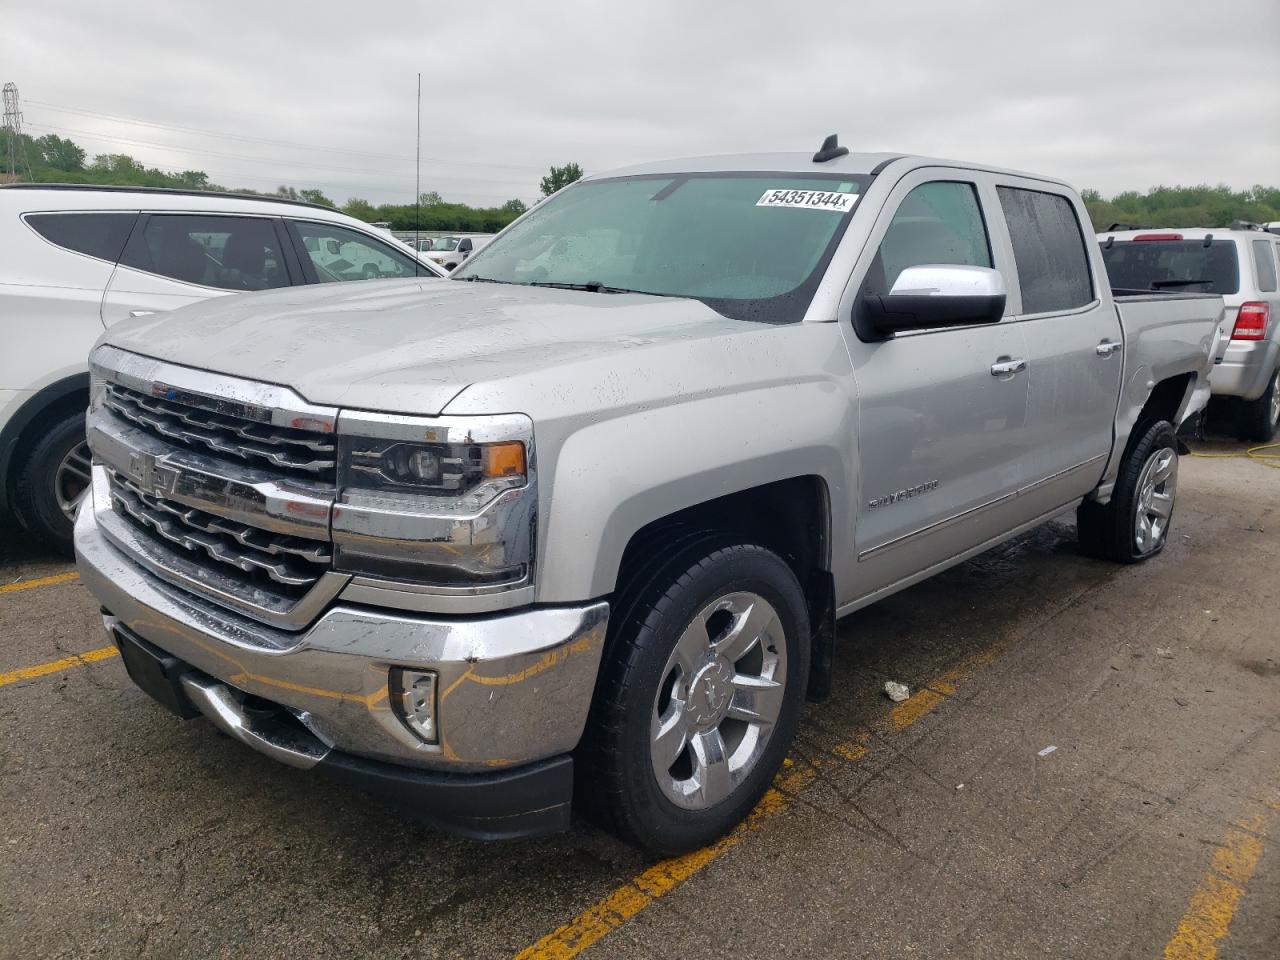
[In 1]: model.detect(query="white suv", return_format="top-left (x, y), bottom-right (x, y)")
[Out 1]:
top-left (1100, 225), bottom-right (1280, 440)
top-left (0, 184), bottom-right (446, 552)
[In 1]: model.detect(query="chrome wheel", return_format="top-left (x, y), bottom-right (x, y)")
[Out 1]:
top-left (650, 591), bottom-right (787, 811)
top-left (55, 440), bottom-right (92, 522)
top-left (1270, 373), bottom-right (1280, 427)
top-left (1134, 445), bottom-right (1177, 555)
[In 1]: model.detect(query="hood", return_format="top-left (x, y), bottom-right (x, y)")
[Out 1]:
top-left (100, 278), bottom-right (754, 415)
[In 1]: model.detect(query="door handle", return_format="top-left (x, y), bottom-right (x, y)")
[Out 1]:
top-left (128, 310), bottom-right (157, 318)
top-left (1096, 339), bottom-right (1122, 357)
top-left (990, 357), bottom-right (1027, 377)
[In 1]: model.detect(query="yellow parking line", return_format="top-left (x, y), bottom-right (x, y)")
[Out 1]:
top-left (0, 571), bottom-right (80, 595)
top-left (513, 649), bottom-right (995, 960)
top-left (0, 645), bottom-right (118, 688)
top-left (1162, 800), bottom-right (1278, 960)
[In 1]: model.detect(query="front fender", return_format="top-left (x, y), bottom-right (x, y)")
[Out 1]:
top-left (535, 381), bottom-right (858, 603)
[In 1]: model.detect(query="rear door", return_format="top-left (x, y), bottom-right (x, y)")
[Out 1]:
top-left (992, 181), bottom-right (1121, 514)
top-left (101, 213), bottom-right (296, 326)
top-left (844, 169), bottom-right (1032, 596)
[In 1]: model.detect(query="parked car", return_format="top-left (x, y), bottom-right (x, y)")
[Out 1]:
top-left (0, 184), bottom-right (446, 552)
top-left (1099, 225), bottom-right (1280, 440)
top-left (422, 234), bottom-right (493, 271)
top-left (75, 144), bottom-right (1222, 854)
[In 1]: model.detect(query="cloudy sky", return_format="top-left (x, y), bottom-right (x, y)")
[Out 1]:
top-left (6, 0), bottom-right (1278, 207)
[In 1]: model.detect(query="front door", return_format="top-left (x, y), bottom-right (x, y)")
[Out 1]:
top-left (842, 173), bottom-right (1033, 599)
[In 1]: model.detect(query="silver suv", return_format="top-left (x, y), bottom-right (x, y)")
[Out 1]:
top-left (1100, 226), bottom-right (1280, 440)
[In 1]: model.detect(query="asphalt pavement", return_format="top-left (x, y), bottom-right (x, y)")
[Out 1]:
top-left (1, 435), bottom-right (1276, 959)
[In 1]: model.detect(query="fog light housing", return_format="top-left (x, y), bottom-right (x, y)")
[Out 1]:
top-left (391, 668), bottom-right (438, 743)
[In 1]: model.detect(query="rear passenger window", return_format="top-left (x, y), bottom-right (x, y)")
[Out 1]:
top-left (119, 215), bottom-right (289, 291)
top-left (863, 181), bottom-right (992, 296)
top-left (1252, 239), bottom-right (1277, 292)
top-left (25, 212), bottom-right (137, 263)
top-left (997, 187), bottom-right (1094, 314)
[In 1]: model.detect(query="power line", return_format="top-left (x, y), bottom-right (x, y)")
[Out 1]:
top-left (26, 98), bottom-right (544, 173)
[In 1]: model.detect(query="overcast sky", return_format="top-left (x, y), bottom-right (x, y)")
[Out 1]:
top-left (6, 0), bottom-right (1278, 207)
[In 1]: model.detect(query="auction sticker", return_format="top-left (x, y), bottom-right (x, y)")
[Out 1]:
top-left (756, 188), bottom-right (859, 212)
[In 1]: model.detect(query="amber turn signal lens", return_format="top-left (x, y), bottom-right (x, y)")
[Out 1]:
top-left (483, 441), bottom-right (526, 478)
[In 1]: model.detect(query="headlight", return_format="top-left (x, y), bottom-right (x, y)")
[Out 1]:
top-left (332, 411), bottom-right (536, 594)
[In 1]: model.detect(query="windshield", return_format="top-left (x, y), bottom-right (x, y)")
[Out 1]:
top-left (454, 172), bottom-right (868, 323)
top-left (1101, 239), bottom-right (1240, 295)
top-left (431, 237), bottom-right (460, 251)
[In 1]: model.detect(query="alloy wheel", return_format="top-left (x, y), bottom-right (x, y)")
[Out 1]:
top-left (1133, 445), bottom-right (1177, 555)
top-left (649, 591), bottom-right (787, 810)
top-left (55, 440), bottom-right (92, 522)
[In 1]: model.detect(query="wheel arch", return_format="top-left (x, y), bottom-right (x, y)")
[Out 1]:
top-left (610, 476), bottom-right (837, 702)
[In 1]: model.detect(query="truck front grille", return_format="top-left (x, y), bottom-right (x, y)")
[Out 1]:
top-left (86, 346), bottom-right (350, 628)
top-left (104, 383), bottom-right (336, 481)
top-left (107, 471), bottom-right (330, 601)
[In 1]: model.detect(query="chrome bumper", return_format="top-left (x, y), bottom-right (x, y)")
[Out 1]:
top-left (75, 488), bottom-right (608, 773)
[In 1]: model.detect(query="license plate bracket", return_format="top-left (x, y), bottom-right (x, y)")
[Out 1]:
top-left (113, 627), bottom-right (201, 719)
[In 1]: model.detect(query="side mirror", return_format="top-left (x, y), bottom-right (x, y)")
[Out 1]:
top-left (860, 265), bottom-right (1006, 338)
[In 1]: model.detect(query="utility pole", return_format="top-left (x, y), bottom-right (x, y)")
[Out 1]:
top-left (2, 82), bottom-right (23, 180)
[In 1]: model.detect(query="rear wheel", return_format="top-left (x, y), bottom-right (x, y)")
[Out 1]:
top-left (1238, 368), bottom-right (1280, 443)
top-left (14, 409), bottom-right (91, 556)
top-left (1077, 420), bottom-right (1178, 564)
top-left (583, 541), bottom-right (809, 855)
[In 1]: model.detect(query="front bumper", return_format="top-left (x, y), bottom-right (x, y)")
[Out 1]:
top-left (75, 484), bottom-right (609, 829)
top-left (1210, 339), bottom-right (1279, 401)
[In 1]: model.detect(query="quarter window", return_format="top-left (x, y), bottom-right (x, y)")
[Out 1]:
top-left (863, 181), bottom-right (992, 297)
top-left (1252, 239), bottom-right (1277, 293)
top-left (26, 212), bottom-right (137, 263)
top-left (997, 187), bottom-right (1094, 314)
top-left (119, 215), bottom-right (289, 291)
top-left (290, 221), bottom-right (425, 283)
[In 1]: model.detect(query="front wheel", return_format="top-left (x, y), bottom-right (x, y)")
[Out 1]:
top-left (1077, 419), bottom-right (1178, 564)
top-left (13, 409), bottom-right (92, 556)
top-left (583, 541), bottom-right (809, 855)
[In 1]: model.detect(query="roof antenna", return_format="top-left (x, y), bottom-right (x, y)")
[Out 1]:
top-left (812, 134), bottom-right (849, 163)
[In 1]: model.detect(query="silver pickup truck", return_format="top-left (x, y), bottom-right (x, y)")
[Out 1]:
top-left (74, 141), bottom-right (1224, 853)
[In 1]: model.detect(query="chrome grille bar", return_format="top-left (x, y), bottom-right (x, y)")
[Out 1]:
top-left (108, 472), bottom-right (326, 590)
top-left (105, 384), bottom-right (336, 477)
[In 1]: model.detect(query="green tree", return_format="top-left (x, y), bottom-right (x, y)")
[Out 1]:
top-left (299, 188), bottom-right (335, 207)
top-left (501, 198), bottom-right (528, 215)
top-left (419, 191), bottom-right (443, 207)
top-left (540, 162), bottom-right (583, 197)
top-left (342, 198), bottom-right (377, 221)
top-left (35, 134), bottom-right (85, 172)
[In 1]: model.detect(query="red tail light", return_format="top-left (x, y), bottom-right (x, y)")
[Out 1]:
top-left (1232, 302), bottom-right (1270, 341)
top-left (1133, 233), bottom-right (1184, 241)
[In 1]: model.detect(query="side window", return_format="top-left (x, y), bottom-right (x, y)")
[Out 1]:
top-left (25, 212), bottom-right (137, 263)
top-left (997, 187), bottom-right (1094, 314)
top-left (290, 221), bottom-right (425, 283)
top-left (119, 215), bottom-right (289, 291)
top-left (1252, 239), bottom-right (1277, 293)
top-left (864, 181), bottom-right (991, 297)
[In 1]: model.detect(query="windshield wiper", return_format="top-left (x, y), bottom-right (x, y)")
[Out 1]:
top-left (456, 275), bottom-right (506, 283)
top-left (1151, 278), bottom-right (1213, 288)
top-left (527, 279), bottom-right (673, 296)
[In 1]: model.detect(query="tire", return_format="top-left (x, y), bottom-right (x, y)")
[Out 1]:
top-left (1076, 419), bottom-right (1178, 564)
top-left (13, 408), bottom-right (92, 557)
top-left (1238, 368), bottom-right (1280, 443)
top-left (582, 540), bottom-right (809, 855)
